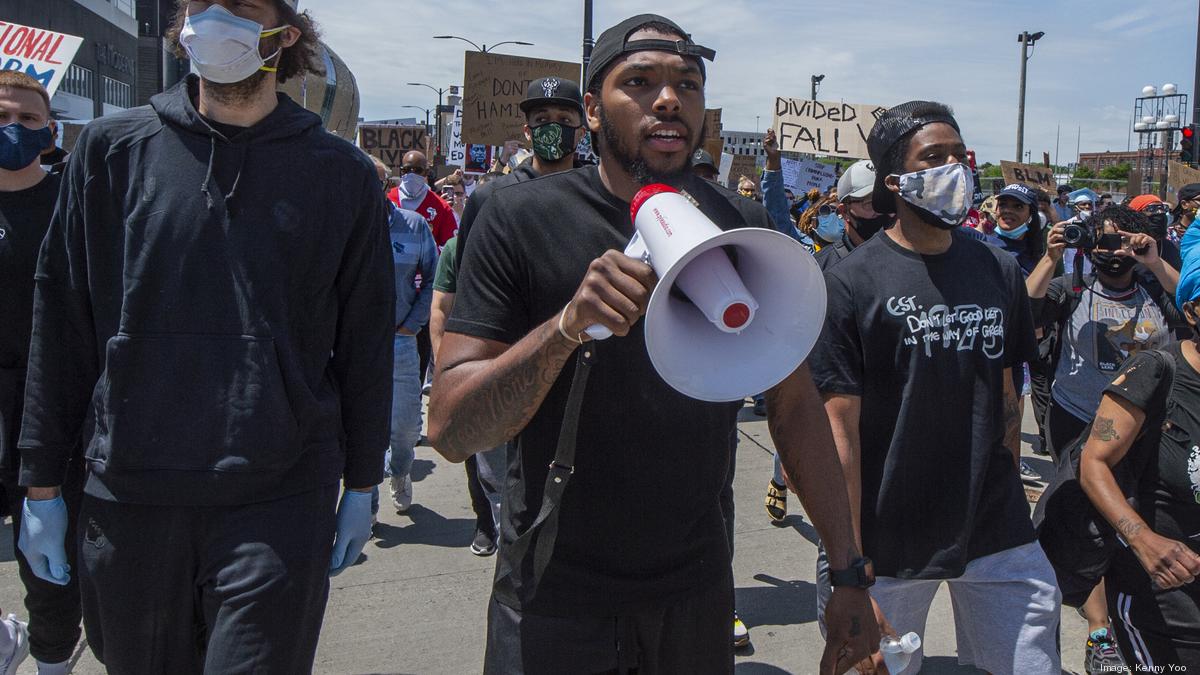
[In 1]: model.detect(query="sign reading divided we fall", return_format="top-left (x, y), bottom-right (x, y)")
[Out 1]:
top-left (772, 98), bottom-right (888, 160)
top-left (0, 21), bottom-right (84, 97)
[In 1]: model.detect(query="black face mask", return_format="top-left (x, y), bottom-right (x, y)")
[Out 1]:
top-left (847, 212), bottom-right (892, 241)
top-left (1146, 213), bottom-right (1169, 240)
top-left (1089, 250), bottom-right (1137, 277)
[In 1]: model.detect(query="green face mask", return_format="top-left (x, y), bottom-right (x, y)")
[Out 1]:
top-left (530, 122), bottom-right (579, 161)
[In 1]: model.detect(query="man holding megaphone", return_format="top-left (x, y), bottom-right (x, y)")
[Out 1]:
top-left (429, 13), bottom-right (879, 675)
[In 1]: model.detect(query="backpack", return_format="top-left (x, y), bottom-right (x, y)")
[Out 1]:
top-left (1032, 349), bottom-right (1177, 607)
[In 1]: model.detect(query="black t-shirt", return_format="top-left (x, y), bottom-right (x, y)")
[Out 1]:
top-left (448, 165), bottom-right (771, 615)
top-left (0, 172), bottom-right (61, 472)
top-left (809, 228), bottom-right (1039, 579)
top-left (1104, 343), bottom-right (1200, 635)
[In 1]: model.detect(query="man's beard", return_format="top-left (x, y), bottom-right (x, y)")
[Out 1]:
top-left (596, 102), bottom-right (699, 188)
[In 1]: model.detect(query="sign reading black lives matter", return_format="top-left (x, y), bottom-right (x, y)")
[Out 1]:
top-left (357, 125), bottom-right (428, 174)
top-left (462, 51), bottom-right (580, 147)
top-left (772, 98), bottom-right (888, 160)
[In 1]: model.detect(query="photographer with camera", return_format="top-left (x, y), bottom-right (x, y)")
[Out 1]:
top-left (1027, 205), bottom-right (1181, 673)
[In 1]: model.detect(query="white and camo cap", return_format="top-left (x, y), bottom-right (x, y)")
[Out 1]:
top-left (837, 159), bottom-right (876, 203)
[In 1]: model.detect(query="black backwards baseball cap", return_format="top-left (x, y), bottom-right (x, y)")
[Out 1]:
top-left (867, 101), bottom-right (962, 214)
top-left (583, 14), bottom-right (716, 95)
top-left (1177, 183), bottom-right (1200, 206)
top-left (519, 77), bottom-right (584, 116)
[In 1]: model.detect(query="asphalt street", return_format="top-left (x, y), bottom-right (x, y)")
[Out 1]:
top-left (0, 402), bottom-right (1088, 674)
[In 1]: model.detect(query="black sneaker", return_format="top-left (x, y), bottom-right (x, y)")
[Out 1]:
top-left (1084, 628), bottom-right (1126, 674)
top-left (470, 528), bottom-right (497, 557)
top-left (1020, 460), bottom-right (1042, 482)
top-left (752, 398), bottom-right (767, 416)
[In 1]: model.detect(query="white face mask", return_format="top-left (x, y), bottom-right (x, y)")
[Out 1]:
top-left (399, 172), bottom-right (428, 200)
top-left (893, 162), bottom-right (974, 229)
top-left (179, 5), bottom-right (289, 85)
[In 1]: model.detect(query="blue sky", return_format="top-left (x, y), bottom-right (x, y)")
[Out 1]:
top-left (302, 0), bottom-right (1197, 165)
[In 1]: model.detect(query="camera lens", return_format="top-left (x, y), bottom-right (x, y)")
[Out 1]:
top-left (1063, 224), bottom-right (1083, 246)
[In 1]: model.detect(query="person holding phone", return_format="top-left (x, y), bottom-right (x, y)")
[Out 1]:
top-left (1027, 204), bottom-right (1180, 671)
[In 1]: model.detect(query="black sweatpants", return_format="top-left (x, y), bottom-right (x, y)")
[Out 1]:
top-left (465, 454), bottom-right (494, 535)
top-left (78, 485), bottom-right (339, 674)
top-left (483, 575), bottom-right (734, 675)
top-left (1, 458), bottom-right (85, 664)
top-left (1028, 360), bottom-right (1055, 453)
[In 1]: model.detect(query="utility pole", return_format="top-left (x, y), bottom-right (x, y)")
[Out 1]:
top-left (1015, 31), bottom-right (1044, 162)
top-left (1055, 123), bottom-right (1060, 169)
top-left (582, 0), bottom-right (594, 82)
top-left (810, 74), bottom-right (824, 101)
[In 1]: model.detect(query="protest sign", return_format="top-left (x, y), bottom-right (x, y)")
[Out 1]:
top-left (718, 152), bottom-right (734, 187)
top-left (1167, 160), bottom-right (1200, 201)
top-left (464, 144), bottom-right (494, 174)
top-left (772, 98), bottom-right (887, 159)
top-left (781, 158), bottom-right (837, 193)
top-left (702, 108), bottom-right (724, 162)
top-left (726, 154), bottom-right (757, 190)
top-left (462, 52), bottom-right (580, 147)
top-left (1000, 160), bottom-right (1057, 191)
top-left (446, 107), bottom-right (466, 167)
top-left (0, 21), bottom-right (84, 97)
top-left (358, 125), bottom-right (428, 174)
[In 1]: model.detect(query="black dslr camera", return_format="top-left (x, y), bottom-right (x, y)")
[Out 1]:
top-left (1062, 221), bottom-right (1121, 250)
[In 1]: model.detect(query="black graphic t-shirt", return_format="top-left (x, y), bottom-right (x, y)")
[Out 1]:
top-left (809, 229), bottom-right (1038, 579)
top-left (448, 165), bottom-right (772, 616)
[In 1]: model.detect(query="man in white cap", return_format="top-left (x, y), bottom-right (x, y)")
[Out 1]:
top-left (16, 0), bottom-right (393, 670)
top-left (815, 160), bottom-right (895, 271)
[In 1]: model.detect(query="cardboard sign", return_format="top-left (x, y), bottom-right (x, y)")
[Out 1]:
top-left (781, 158), bottom-right (837, 193)
top-left (1000, 160), bottom-right (1057, 191)
top-left (358, 125), bottom-right (428, 173)
top-left (718, 152), bottom-right (734, 186)
top-left (1167, 160), bottom-right (1200, 201)
top-left (772, 99), bottom-right (888, 159)
top-left (462, 52), bottom-right (581, 147)
top-left (726, 154), bottom-right (757, 190)
top-left (0, 21), bottom-right (84, 97)
top-left (446, 107), bottom-right (466, 167)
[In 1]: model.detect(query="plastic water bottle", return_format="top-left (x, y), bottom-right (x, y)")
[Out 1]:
top-left (879, 632), bottom-right (922, 674)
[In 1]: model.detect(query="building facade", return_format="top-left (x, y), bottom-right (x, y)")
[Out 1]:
top-left (1078, 149), bottom-right (1168, 173)
top-left (7, 0), bottom-right (139, 122)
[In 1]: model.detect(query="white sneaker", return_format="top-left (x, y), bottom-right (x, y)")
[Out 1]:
top-left (390, 474), bottom-right (412, 513)
top-left (0, 614), bottom-right (29, 675)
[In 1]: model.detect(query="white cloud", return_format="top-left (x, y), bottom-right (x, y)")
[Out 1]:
top-left (302, 0), bottom-right (1197, 164)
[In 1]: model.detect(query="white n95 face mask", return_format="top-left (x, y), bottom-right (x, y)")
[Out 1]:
top-left (180, 5), bottom-right (290, 84)
top-left (893, 162), bottom-right (974, 229)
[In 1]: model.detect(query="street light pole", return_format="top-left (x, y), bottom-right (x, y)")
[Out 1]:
top-left (434, 35), bottom-right (534, 54)
top-left (408, 83), bottom-right (447, 164)
top-left (582, 0), bottom-right (594, 82)
top-left (810, 74), bottom-right (824, 101)
top-left (1016, 30), bottom-right (1044, 162)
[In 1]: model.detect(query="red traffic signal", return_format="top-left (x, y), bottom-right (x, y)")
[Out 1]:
top-left (1184, 126), bottom-right (1195, 139)
top-left (1182, 126), bottom-right (1196, 163)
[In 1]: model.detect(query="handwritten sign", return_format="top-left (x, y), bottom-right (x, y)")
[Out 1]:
top-left (0, 22), bottom-right (84, 97)
top-left (718, 152), bottom-right (734, 186)
top-left (446, 107), bottom-right (466, 166)
top-left (1168, 161), bottom-right (1200, 201)
top-left (462, 51), bottom-right (580, 147)
top-left (782, 158), bottom-right (838, 193)
top-left (726, 154), bottom-right (757, 190)
top-left (772, 99), bottom-right (888, 159)
top-left (1000, 160), bottom-right (1057, 191)
top-left (358, 125), bottom-right (428, 174)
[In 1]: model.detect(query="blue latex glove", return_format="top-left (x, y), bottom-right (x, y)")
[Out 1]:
top-left (329, 489), bottom-right (373, 577)
top-left (19, 496), bottom-right (70, 586)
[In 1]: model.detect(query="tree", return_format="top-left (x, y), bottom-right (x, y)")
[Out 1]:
top-left (980, 163), bottom-right (1003, 178)
top-left (1099, 162), bottom-right (1131, 181)
top-left (1074, 165), bottom-right (1096, 179)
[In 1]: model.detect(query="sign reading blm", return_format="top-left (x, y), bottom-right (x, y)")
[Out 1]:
top-left (772, 98), bottom-right (888, 160)
top-left (462, 52), bottom-right (580, 147)
top-left (999, 160), bottom-right (1056, 191)
top-left (358, 125), bottom-right (428, 174)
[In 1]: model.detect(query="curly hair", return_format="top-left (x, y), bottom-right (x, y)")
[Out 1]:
top-left (165, 0), bottom-right (324, 85)
top-left (1093, 204), bottom-right (1151, 235)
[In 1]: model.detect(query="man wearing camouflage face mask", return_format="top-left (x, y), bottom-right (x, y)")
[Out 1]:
top-left (454, 77), bottom-right (586, 271)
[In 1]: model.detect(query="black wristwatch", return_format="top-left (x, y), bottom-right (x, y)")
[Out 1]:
top-left (829, 556), bottom-right (875, 589)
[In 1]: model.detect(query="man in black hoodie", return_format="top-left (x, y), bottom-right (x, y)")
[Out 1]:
top-left (15, 1), bottom-right (394, 672)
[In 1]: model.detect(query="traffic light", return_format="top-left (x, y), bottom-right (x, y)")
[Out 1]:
top-left (1182, 126), bottom-right (1195, 164)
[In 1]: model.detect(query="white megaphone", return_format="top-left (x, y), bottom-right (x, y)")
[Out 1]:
top-left (585, 184), bottom-right (827, 402)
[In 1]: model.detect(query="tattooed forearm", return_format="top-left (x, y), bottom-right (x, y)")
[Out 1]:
top-left (1093, 415), bottom-right (1121, 442)
top-left (1116, 516), bottom-right (1145, 541)
top-left (434, 319), bottom-right (578, 459)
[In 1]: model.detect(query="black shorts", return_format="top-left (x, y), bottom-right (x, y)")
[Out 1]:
top-left (483, 575), bottom-right (733, 675)
top-left (1107, 552), bottom-right (1200, 670)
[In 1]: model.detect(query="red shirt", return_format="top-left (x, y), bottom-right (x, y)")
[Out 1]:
top-left (388, 187), bottom-right (458, 248)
